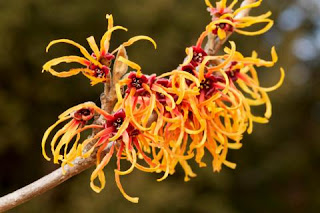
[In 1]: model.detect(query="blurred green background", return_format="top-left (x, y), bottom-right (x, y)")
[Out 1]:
top-left (0, 0), bottom-right (319, 212)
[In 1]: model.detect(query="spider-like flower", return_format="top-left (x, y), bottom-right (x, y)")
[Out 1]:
top-left (77, 109), bottom-right (166, 203)
top-left (205, 0), bottom-right (273, 40)
top-left (114, 58), bottom-right (203, 181)
top-left (179, 42), bottom-right (246, 171)
top-left (42, 14), bottom-right (156, 85)
top-left (113, 58), bottom-right (158, 131)
top-left (182, 30), bottom-right (210, 68)
top-left (41, 102), bottom-right (106, 170)
top-left (43, 102), bottom-right (168, 203)
top-left (187, 43), bottom-right (285, 171)
top-left (221, 46), bottom-right (285, 132)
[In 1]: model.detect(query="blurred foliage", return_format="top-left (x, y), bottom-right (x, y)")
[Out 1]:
top-left (0, 0), bottom-right (319, 212)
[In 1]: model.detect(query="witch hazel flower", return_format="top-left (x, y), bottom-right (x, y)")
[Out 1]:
top-left (184, 43), bottom-right (284, 172)
top-left (41, 102), bottom-right (108, 170)
top-left (111, 60), bottom-right (197, 181)
top-left (113, 58), bottom-right (158, 131)
top-left (77, 108), bottom-right (167, 203)
top-left (178, 44), bottom-right (245, 171)
top-left (44, 103), bottom-right (166, 203)
top-left (222, 46), bottom-right (285, 132)
top-left (42, 14), bottom-right (156, 85)
top-left (114, 59), bottom-right (202, 181)
top-left (146, 42), bottom-right (238, 174)
top-left (205, 0), bottom-right (273, 40)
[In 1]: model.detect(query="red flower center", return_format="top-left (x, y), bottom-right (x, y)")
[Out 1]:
top-left (100, 53), bottom-right (115, 67)
top-left (126, 124), bottom-right (140, 137)
top-left (182, 64), bottom-right (196, 85)
top-left (191, 46), bottom-right (207, 66)
top-left (106, 109), bottom-right (126, 132)
top-left (225, 61), bottom-right (240, 81)
top-left (73, 108), bottom-right (94, 122)
top-left (154, 78), bottom-right (171, 104)
top-left (112, 117), bottom-right (123, 130)
top-left (127, 72), bottom-right (149, 95)
top-left (131, 77), bottom-right (143, 89)
top-left (212, 18), bottom-right (234, 35)
top-left (199, 75), bottom-right (218, 97)
top-left (88, 64), bottom-right (110, 79)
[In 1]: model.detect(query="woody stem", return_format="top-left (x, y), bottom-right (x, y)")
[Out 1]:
top-left (0, 154), bottom-right (97, 212)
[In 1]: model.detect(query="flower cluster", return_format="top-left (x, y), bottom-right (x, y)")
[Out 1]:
top-left (42, 14), bottom-right (156, 85)
top-left (42, 0), bottom-right (284, 203)
top-left (205, 0), bottom-right (273, 40)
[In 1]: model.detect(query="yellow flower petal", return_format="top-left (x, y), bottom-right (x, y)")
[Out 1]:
top-left (86, 36), bottom-right (101, 59)
top-left (46, 39), bottom-right (99, 66)
top-left (233, 0), bottom-right (262, 17)
top-left (217, 28), bottom-right (227, 40)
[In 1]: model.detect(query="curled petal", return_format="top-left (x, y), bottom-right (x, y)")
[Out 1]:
top-left (237, 11), bottom-right (272, 25)
top-left (196, 30), bottom-right (209, 47)
top-left (200, 41), bottom-right (236, 80)
top-left (87, 36), bottom-right (101, 59)
top-left (117, 56), bottom-right (142, 76)
top-left (159, 70), bottom-right (200, 87)
top-left (233, 0), bottom-right (263, 17)
top-left (42, 116), bottom-right (71, 161)
top-left (218, 28), bottom-right (227, 40)
top-left (42, 56), bottom-right (91, 77)
top-left (100, 26), bottom-right (128, 55)
top-left (106, 14), bottom-right (114, 30)
top-left (118, 35), bottom-right (157, 51)
top-left (90, 144), bottom-right (115, 193)
top-left (116, 148), bottom-right (137, 176)
top-left (46, 39), bottom-right (100, 66)
top-left (182, 47), bottom-right (194, 66)
top-left (223, 160), bottom-right (237, 169)
top-left (114, 171), bottom-right (139, 203)
top-left (180, 160), bottom-right (197, 182)
top-left (228, 0), bottom-right (238, 10)
top-left (59, 102), bottom-right (98, 118)
top-left (157, 150), bottom-right (170, 182)
top-left (260, 68), bottom-right (285, 92)
top-left (234, 19), bottom-right (273, 36)
top-left (205, 0), bottom-right (214, 8)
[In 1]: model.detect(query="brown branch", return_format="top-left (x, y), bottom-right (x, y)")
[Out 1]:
top-left (0, 1), bottom-right (257, 211)
top-left (0, 154), bottom-right (97, 213)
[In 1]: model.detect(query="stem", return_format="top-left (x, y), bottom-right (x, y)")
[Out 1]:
top-left (0, 155), bottom-right (96, 212)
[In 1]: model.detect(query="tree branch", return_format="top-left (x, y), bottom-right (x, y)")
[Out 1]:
top-left (0, 155), bottom-right (96, 212)
top-left (0, 1), bottom-right (257, 211)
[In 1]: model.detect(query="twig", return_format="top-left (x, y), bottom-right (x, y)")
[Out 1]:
top-left (0, 155), bottom-right (97, 212)
top-left (0, 1), bottom-right (257, 211)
